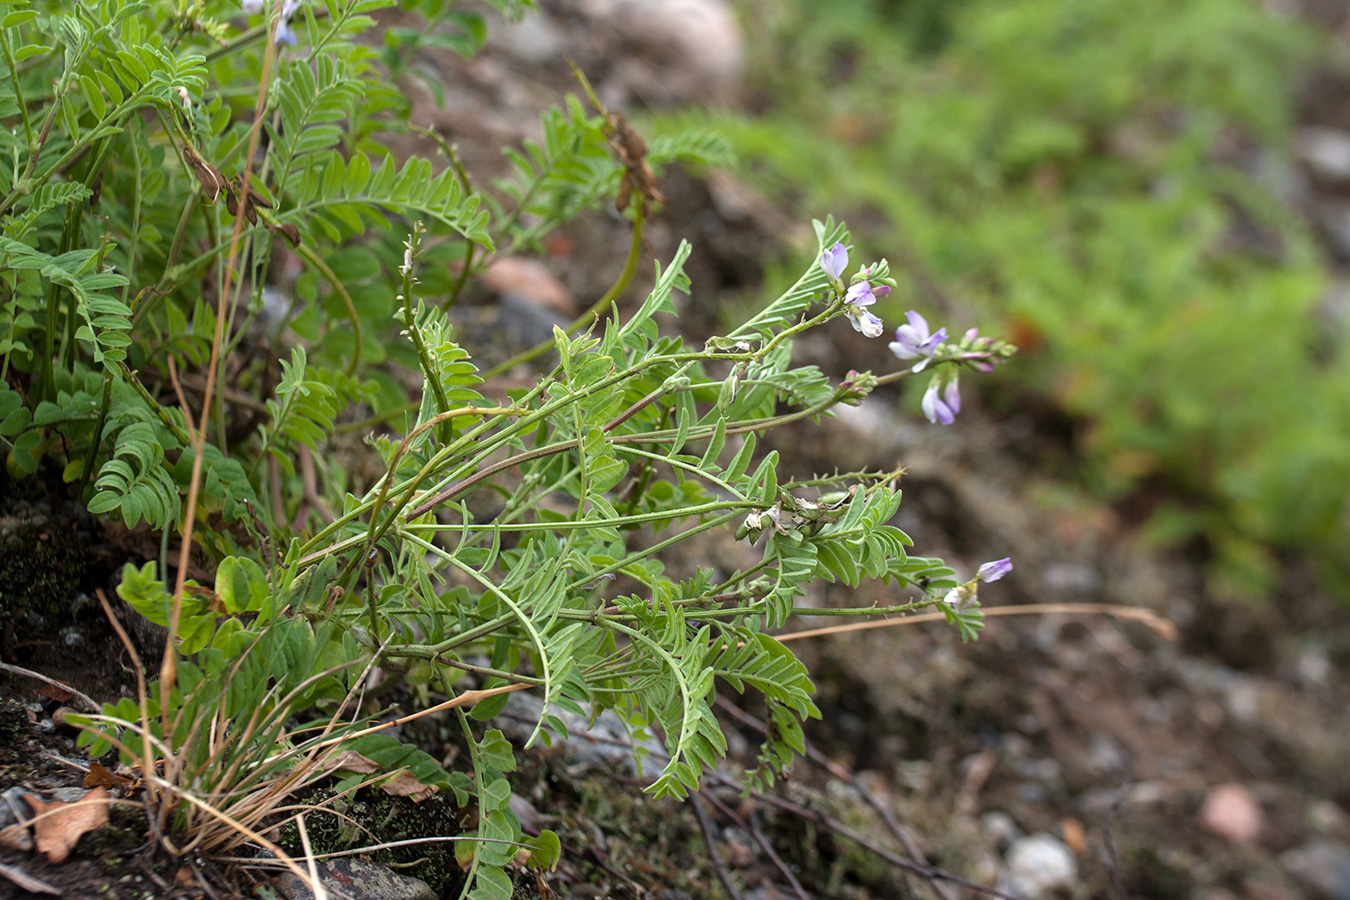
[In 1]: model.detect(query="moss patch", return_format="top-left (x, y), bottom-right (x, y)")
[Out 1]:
top-left (273, 785), bottom-right (472, 895)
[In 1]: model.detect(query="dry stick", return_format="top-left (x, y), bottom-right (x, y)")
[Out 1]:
top-left (221, 834), bottom-right (522, 864)
top-left (748, 816), bottom-right (810, 900)
top-left (188, 858), bottom-right (227, 900)
top-left (690, 791), bottom-right (743, 900)
top-left (0, 662), bottom-right (100, 712)
top-left (165, 0), bottom-right (283, 727)
top-left (165, 355), bottom-right (197, 433)
top-left (778, 602), bottom-right (1178, 644)
top-left (714, 697), bottom-right (955, 900)
top-left (700, 788), bottom-right (808, 900)
top-left (94, 588), bottom-right (164, 842)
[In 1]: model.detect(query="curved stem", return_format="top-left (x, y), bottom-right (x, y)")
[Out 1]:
top-left (480, 204), bottom-right (645, 380)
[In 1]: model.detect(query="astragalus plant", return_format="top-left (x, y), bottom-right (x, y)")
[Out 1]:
top-left (0, 0), bottom-right (1011, 895)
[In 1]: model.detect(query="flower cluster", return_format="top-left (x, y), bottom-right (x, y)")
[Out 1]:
top-left (243, 0), bottom-right (303, 45)
top-left (822, 243), bottom-right (889, 338)
top-left (942, 557), bottom-right (1013, 609)
top-left (821, 242), bottom-right (1013, 426)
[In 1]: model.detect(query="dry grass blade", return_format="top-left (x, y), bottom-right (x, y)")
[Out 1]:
top-left (296, 814), bottom-right (329, 900)
top-left (149, 776), bottom-right (320, 895)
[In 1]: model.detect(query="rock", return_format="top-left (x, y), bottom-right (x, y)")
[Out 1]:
top-left (1200, 783), bottom-right (1263, 844)
top-left (494, 12), bottom-right (568, 65)
top-left (1281, 840), bottom-right (1350, 900)
top-left (579, 0), bottom-right (743, 106)
top-left (482, 257), bottom-right (576, 316)
top-left (1003, 833), bottom-right (1077, 899)
top-left (1297, 127), bottom-right (1350, 183)
top-left (274, 858), bottom-right (436, 900)
top-left (498, 691), bottom-right (667, 780)
top-left (980, 810), bottom-right (1021, 848)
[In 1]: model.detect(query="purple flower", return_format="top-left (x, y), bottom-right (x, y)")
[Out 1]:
top-left (243, 0), bottom-right (304, 44)
top-left (889, 310), bottom-right (947, 371)
top-left (821, 242), bottom-right (848, 282)
top-left (843, 281), bottom-right (888, 338)
top-left (977, 557), bottom-right (1012, 582)
top-left (921, 375), bottom-right (960, 425)
top-left (845, 281), bottom-right (890, 306)
top-left (847, 307), bottom-right (884, 337)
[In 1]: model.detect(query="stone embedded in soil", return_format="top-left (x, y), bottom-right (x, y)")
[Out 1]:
top-left (1003, 833), bottom-right (1077, 899)
top-left (274, 858), bottom-right (436, 900)
top-left (1297, 127), bottom-right (1350, 183)
top-left (499, 691), bottom-right (666, 778)
top-left (1200, 782), bottom-right (1263, 844)
top-left (1280, 840), bottom-right (1350, 900)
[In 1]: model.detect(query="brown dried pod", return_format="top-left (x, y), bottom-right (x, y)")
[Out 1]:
top-left (182, 143), bottom-right (228, 203)
top-left (267, 220), bottom-right (301, 247)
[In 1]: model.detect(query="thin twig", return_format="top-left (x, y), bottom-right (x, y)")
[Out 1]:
top-left (1102, 789), bottom-right (1127, 900)
top-left (712, 774), bottom-right (1024, 900)
top-left (0, 662), bottom-right (100, 711)
top-left (166, 356), bottom-right (197, 434)
top-left (701, 788), bottom-right (807, 900)
top-left (748, 814), bottom-right (809, 900)
top-left (691, 791), bottom-right (742, 900)
top-left (167, 0), bottom-right (283, 749)
top-left (778, 603), bottom-right (1178, 643)
top-left (715, 697), bottom-right (955, 900)
top-left (188, 857), bottom-right (226, 900)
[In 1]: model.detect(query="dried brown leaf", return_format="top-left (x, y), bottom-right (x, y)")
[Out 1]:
top-left (28, 787), bottom-right (110, 863)
top-left (324, 751), bottom-right (381, 775)
top-left (83, 761), bottom-right (135, 792)
top-left (379, 772), bottom-right (438, 802)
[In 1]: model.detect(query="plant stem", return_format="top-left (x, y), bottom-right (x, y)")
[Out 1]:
top-left (480, 203), bottom-right (645, 380)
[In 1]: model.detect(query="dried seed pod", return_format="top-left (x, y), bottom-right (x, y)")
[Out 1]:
top-left (182, 143), bottom-right (228, 202)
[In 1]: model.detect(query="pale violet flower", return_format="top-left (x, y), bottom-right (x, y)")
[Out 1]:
top-left (243, 0), bottom-right (303, 44)
top-left (943, 556), bottom-right (1011, 608)
top-left (821, 242), bottom-right (848, 283)
top-left (977, 557), bottom-right (1012, 582)
top-left (921, 374), bottom-right (960, 425)
top-left (844, 280), bottom-right (889, 338)
top-left (889, 310), bottom-right (947, 370)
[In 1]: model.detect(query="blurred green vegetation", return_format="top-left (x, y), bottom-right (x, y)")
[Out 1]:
top-left (682, 0), bottom-right (1350, 595)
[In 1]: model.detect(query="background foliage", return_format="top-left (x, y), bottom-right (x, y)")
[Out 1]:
top-left (683, 0), bottom-right (1350, 595)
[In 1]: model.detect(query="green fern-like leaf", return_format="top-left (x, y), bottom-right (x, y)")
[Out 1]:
top-left (3, 182), bottom-right (94, 241)
top-left (760, 532), bottom-right (818, 628)
top-left (269, 55), bottom-right (364, 182)
top-left (257, 347), bottom-right (345, 477)
top-left (283, 151), bottom-right (492, 248)
top-left (492, 95), bottom-right (617, 249)
top-left (87, 420), bottom-right (180, 528)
